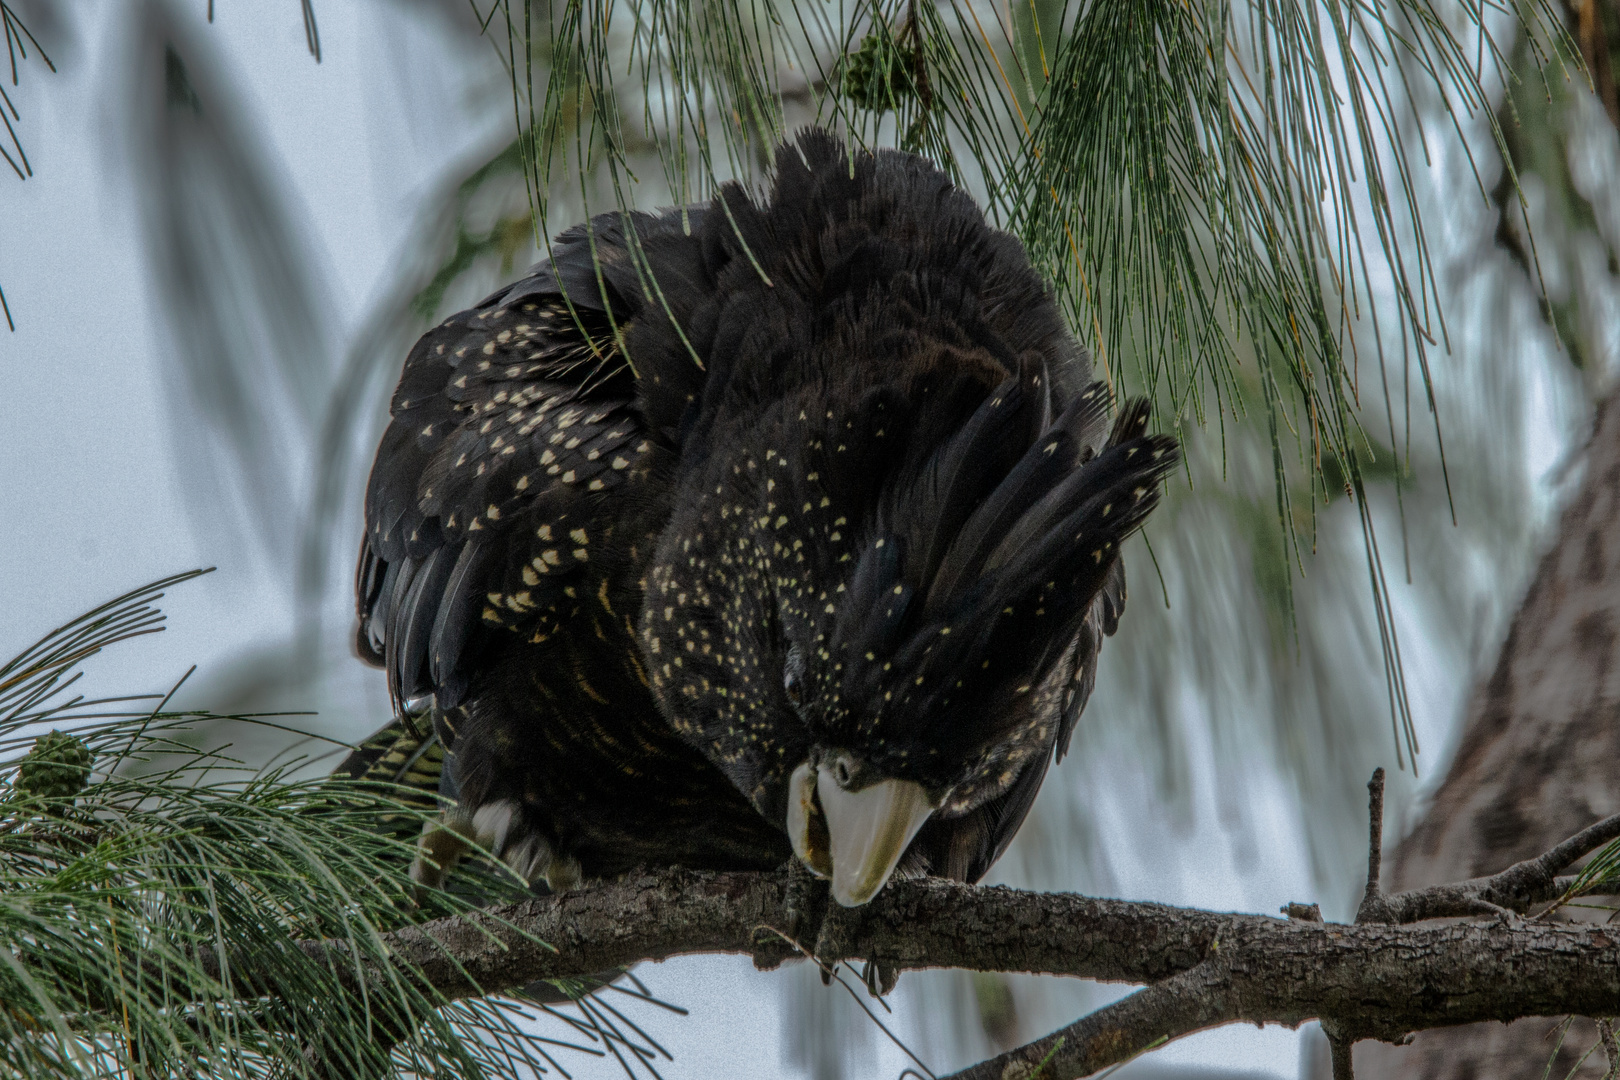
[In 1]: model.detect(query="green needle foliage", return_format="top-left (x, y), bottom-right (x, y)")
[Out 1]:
top-left (474, 0), bottom-right (1575, 767)
top-left (0, 1), bottom-right (55, 330)
top-left (0, 573), bottom-right (680, 1079)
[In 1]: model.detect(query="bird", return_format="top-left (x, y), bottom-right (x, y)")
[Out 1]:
top-left (343, 129), bottom-right (1179, 909)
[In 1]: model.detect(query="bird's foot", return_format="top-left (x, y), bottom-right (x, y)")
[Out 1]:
top-left (812, 899), bottom-right (858, 969)
top-left (753, 858), bottom-right (828, 970)
top-left (753, 859), bottom-right (900, 996)
top-left (784, 857), bottom-right (829, 945)
top-left (813, 896), bottom-right (900, 997)
top-left (409, 811), bottom-right (475, 903)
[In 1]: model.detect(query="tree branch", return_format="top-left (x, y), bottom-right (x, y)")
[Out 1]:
top-left (223, 804), bottom-right (1620, 1080)
top-left (293, 869), bottom-right (1620, 1071)
top-left (1376, 808), bottom-right (1620, 923)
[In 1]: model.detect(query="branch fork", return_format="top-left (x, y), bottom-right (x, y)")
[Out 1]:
top-left (227, 774), bottom-right (1620, 1080)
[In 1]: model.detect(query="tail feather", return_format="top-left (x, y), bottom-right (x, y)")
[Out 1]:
top-left (334, 716), bottom-right (445, 809)
top-left (905, 375), bottom-right (1030, 590)
top-left (926, 380), bottom-right (1115, 612)
top-left (1059, 381), bottom-right (1113, 461)
top-left (926, 429), bottom-right (1078, 616)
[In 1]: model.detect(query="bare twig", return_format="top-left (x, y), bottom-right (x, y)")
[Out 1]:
top-left (1365, 768), bottom-right (1385, 894)
top-left (1378, 810), bottom-right (1620, 923)
top-left (941, 962), bottom-right (1225, 1080)
top-left (1328, 1033), bottom-right (1355, 1080)
top-left (1355, 768), bottom-right (1391, 924)
top-left (1282, 902), bottom-right (1323, 922)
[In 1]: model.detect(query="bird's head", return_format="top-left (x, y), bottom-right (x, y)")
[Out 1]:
top-left (642, 366), bottom-right (1178, 905)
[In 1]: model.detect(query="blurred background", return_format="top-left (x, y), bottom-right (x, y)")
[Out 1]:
top-left (1, 1), bottom-right (1618, 1077)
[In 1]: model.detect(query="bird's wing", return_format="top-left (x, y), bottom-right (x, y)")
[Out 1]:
top-left (354, 228), bottom-right (660, 716)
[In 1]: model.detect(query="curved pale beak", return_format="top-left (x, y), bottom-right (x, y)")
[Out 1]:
top-left (785, 759), bottom-right (935, 907)
top-left (787, 761), bottom-right (833, 878)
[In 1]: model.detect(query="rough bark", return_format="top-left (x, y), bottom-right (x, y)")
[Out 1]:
top-left (286, 863), bottom-right (1620, 1012)
top-left (1345, 392), bottom-right (1620, 1079)
top-left (199, 807), bottom-right (1620, 1080)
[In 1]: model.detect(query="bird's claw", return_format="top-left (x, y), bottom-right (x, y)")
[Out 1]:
top-left (861, 957), bottom-right (900, 998)
top-left (753, 859), bottom-right (828, 970)
top-left (815, 905), bottom-right (900, 997)
top-left (755, 859), bottom-right (900, 995)
top-left (783, 857), bottom-right (828, 947)
top-left (812, 893), bottom-right (858, 963)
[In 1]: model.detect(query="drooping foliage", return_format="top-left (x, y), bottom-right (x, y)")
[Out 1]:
top-left (0, 572), bottom-right (683, 1078)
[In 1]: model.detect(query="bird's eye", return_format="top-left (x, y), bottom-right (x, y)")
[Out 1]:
top-left (831, 757), bottom-right (852, 787)
top-left (783, 644), bottom-right (807, 709)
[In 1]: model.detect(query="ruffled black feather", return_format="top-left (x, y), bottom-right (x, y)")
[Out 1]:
top-left (348, 129), bottom-right (1177, 898)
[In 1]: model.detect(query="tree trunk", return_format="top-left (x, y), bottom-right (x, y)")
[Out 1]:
top-left (1325, 394), bottom-right (1620, 1076)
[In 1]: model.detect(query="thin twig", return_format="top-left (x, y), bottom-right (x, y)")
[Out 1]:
top-left (1329, 1034), bottom-right (1356, 1080)
top-left (1379, 810), bottom-right (1620, 923)
top-left (940, 963), bottom-right (1226, 1080)
top-left (1356, 768), bottom-right (1390, 924)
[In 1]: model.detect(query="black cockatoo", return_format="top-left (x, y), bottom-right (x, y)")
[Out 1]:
top-left (344, 130), bottom-right (1178, 908)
